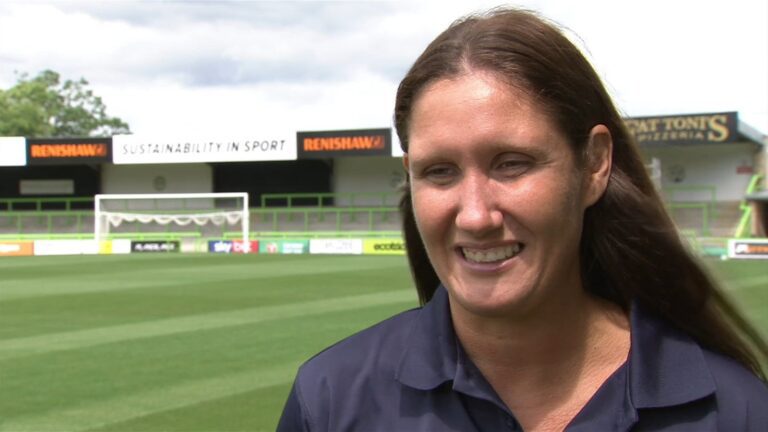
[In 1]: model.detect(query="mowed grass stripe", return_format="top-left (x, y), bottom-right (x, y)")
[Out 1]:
top-left (726, 274), bottom-right (768, 291)
top-left (0, 254), bottom-right (407, 301)
top-left (1, 255), bottom-right (762, 432)
top-left (0, 289), bottom-right (415, 360)
top-left (0, 361), bottom-right (299, 432)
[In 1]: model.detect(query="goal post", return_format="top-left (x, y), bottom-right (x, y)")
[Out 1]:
top-left (94, 192), bottom-right (249, 245)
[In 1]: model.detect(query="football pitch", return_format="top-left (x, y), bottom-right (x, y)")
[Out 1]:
top-left (0, 253), bottom-right (766, 431)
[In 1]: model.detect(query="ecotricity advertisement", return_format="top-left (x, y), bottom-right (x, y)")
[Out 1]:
top-left (363, 239), bottom-right (406, 255)
top-left (113, 133), bottom-right (296, 164)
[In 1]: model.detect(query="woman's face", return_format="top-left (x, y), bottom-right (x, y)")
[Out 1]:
top-left (405, 71), bottom-right (607, 318)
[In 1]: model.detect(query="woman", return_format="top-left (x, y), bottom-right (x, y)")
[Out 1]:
top-left (278, 8), bottom-right (768, 431)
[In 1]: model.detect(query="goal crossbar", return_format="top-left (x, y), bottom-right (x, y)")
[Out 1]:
top-left (94, 192), bottom-right (249, 244)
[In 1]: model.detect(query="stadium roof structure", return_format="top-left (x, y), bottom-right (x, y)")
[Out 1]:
top-left (737, 120), bottom-right (767, 147)
top-left (745, 190), bottom-right (768, 202)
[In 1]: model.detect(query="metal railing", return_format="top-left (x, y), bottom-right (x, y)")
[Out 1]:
top-left (0, 194), bottom-right (401, 238)
top-left (734, 174), bottom-right (764, 238)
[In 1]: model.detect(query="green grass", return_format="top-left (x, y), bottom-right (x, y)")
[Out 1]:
top-left (0, 254), bottom-right (416, 432)
top-left (0, 254), bottom-right (765, 431)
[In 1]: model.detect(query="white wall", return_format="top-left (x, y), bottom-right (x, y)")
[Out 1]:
top-left (332, 156), bottom-right (404, 205)
top-left (642, 143), bottom-right (759, 202)
top-left (101, 163), bottom-right (213, 194)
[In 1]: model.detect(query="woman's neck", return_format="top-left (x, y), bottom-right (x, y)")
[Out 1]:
top-left (449, 292), bottom-right (630, 431)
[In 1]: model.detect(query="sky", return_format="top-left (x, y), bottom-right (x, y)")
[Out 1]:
top-left (0, 0), bottom-right (766, 140)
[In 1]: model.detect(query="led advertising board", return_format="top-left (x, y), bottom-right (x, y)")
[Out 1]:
top-left (297, 128), bottom-right (391, 158)
top-left (27, 138), bottom-right (111, 165)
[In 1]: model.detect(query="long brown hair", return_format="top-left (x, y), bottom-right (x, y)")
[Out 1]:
top-left (394, 8), bottom-right (767, 379)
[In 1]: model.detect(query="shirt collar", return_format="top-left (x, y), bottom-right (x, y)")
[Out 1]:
top-left (627, 305), bottom-right (716, 409)
top-left (395, 286), bottom-right (717, 411)
top-left (395, 285), bottom-right (457, 390)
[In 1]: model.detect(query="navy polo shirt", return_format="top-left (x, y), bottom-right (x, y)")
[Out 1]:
top-left (277, 286), bottom-right (768, 431)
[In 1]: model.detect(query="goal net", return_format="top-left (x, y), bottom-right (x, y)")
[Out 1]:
top-left (94, 193), bottom-right (249, 244)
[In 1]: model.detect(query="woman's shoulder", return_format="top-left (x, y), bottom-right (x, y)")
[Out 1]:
top-left (696, 346), bottom-right (768, 428)
top-left (629, 304), bottom-right (768, 428)
top-left (700, 347), bottom-right (768, 401)
top-left (296, 305), bottom-right (422, 382)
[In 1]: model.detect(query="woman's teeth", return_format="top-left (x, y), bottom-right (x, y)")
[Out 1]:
top-left (462, 244), bottom-right (522, 263)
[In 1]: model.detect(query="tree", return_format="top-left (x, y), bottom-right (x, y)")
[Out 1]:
top-left (0, 70), bottom-right (130, 137)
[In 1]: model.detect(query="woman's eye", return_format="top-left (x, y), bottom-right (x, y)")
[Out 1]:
top-left (496, 158), bottom-right (532, 176)
top-left (422, 165), bottom-right (457, 183)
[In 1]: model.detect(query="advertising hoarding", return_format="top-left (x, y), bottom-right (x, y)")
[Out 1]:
top-left (26, 138), bottom-right (112, 165)
top-left (728, 239), bottom-right (768, 259)
top-left (0, 137), bottom-right (27, 166)
top-left (0, 241), bottom-right (34, 256)
top-left (209, 240), bottom-right (234, 253)
top-left (98, 240), bottom-right (132, 255)
top-left (34, 240), bottom-right (99, 255)
top-left (131, 240), bottom-right (180, 253)
top-left (309, 239), bottom-right (363, 255)
top-left (363, 239), bottom-right (406, 255)
top-left (259, 239), bottom-right (309, 254)
top-left (297, 128), bottom-right (391, 159)
top-left (625, 112), bottom-right (739, 146)
top-left (113, 134), bottom-right (296, 164)
top-left (208, 240), bottom-right (259, 254)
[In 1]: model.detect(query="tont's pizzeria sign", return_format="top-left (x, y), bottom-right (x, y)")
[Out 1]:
top-left (26, 138), bottom-right (112, 165)
top-left (297, 128), bottom-right (392, 158)
top-left (625, 112), bottom-right (738, 146)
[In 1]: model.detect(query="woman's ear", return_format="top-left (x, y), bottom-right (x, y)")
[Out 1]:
top-left (582, 124), bottom-right (613, 208)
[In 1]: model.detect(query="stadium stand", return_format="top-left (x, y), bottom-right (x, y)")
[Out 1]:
top-left (0, 175), bottom-right (763, 256)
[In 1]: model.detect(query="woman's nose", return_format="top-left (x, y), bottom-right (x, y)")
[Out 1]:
top-left (454, 173), bottom-right (503, 235)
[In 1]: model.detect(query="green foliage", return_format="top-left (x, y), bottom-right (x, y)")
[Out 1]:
top-left (0, 70), bottom-right (130, 137)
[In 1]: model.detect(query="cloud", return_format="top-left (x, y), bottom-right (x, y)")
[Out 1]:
top-left (0, 0), bottom-right (764, 136)
top-left (0, 1), bottom-right (426, 87)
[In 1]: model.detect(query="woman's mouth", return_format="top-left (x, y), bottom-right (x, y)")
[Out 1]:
top-left (461, 244), bottom-right (523, 264)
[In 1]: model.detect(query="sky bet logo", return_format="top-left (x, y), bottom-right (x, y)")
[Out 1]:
top-left (208, 240), bottom-right (256, 254)
top-left (211, 240), bottom-right (233, 253)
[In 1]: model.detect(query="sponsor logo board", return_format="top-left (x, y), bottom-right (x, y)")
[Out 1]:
top-left (309, 239), bottom-right (363, 255)
top-left (98, 240), bottom-right (131, 255)
top-left (209, 240), bottom-right (233, 253)
top-left (110, 239), bottom-right (132, 255)
top-left (363, 239), bottom-right (406, 255)
top-left (233, 240), bottom-right (258, 254)
top-left (625, 112), bottom-right (738, 146)
top-left (208, 240), bottom-right (259, 254)
top-left (113, 134), bottom-right (296, 164)
top-left (297, 128), bottom-right (391, 158)
top-left (282, 240), bottom-right (308, 254)
top-left (259, 239), bottom-right (309, 254)
top-left (0, 137), bottom-right (27, 166)
top-left (34, 240), bottom-right (99, 255)
top-left (728, 239), bottom-right (768, 259)
top-left (131, 240), bottom-right (180, 253)
top-left (0, 241), bottom-right (34, 256)
top-left (27, 138), bottom-right (112, 165)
